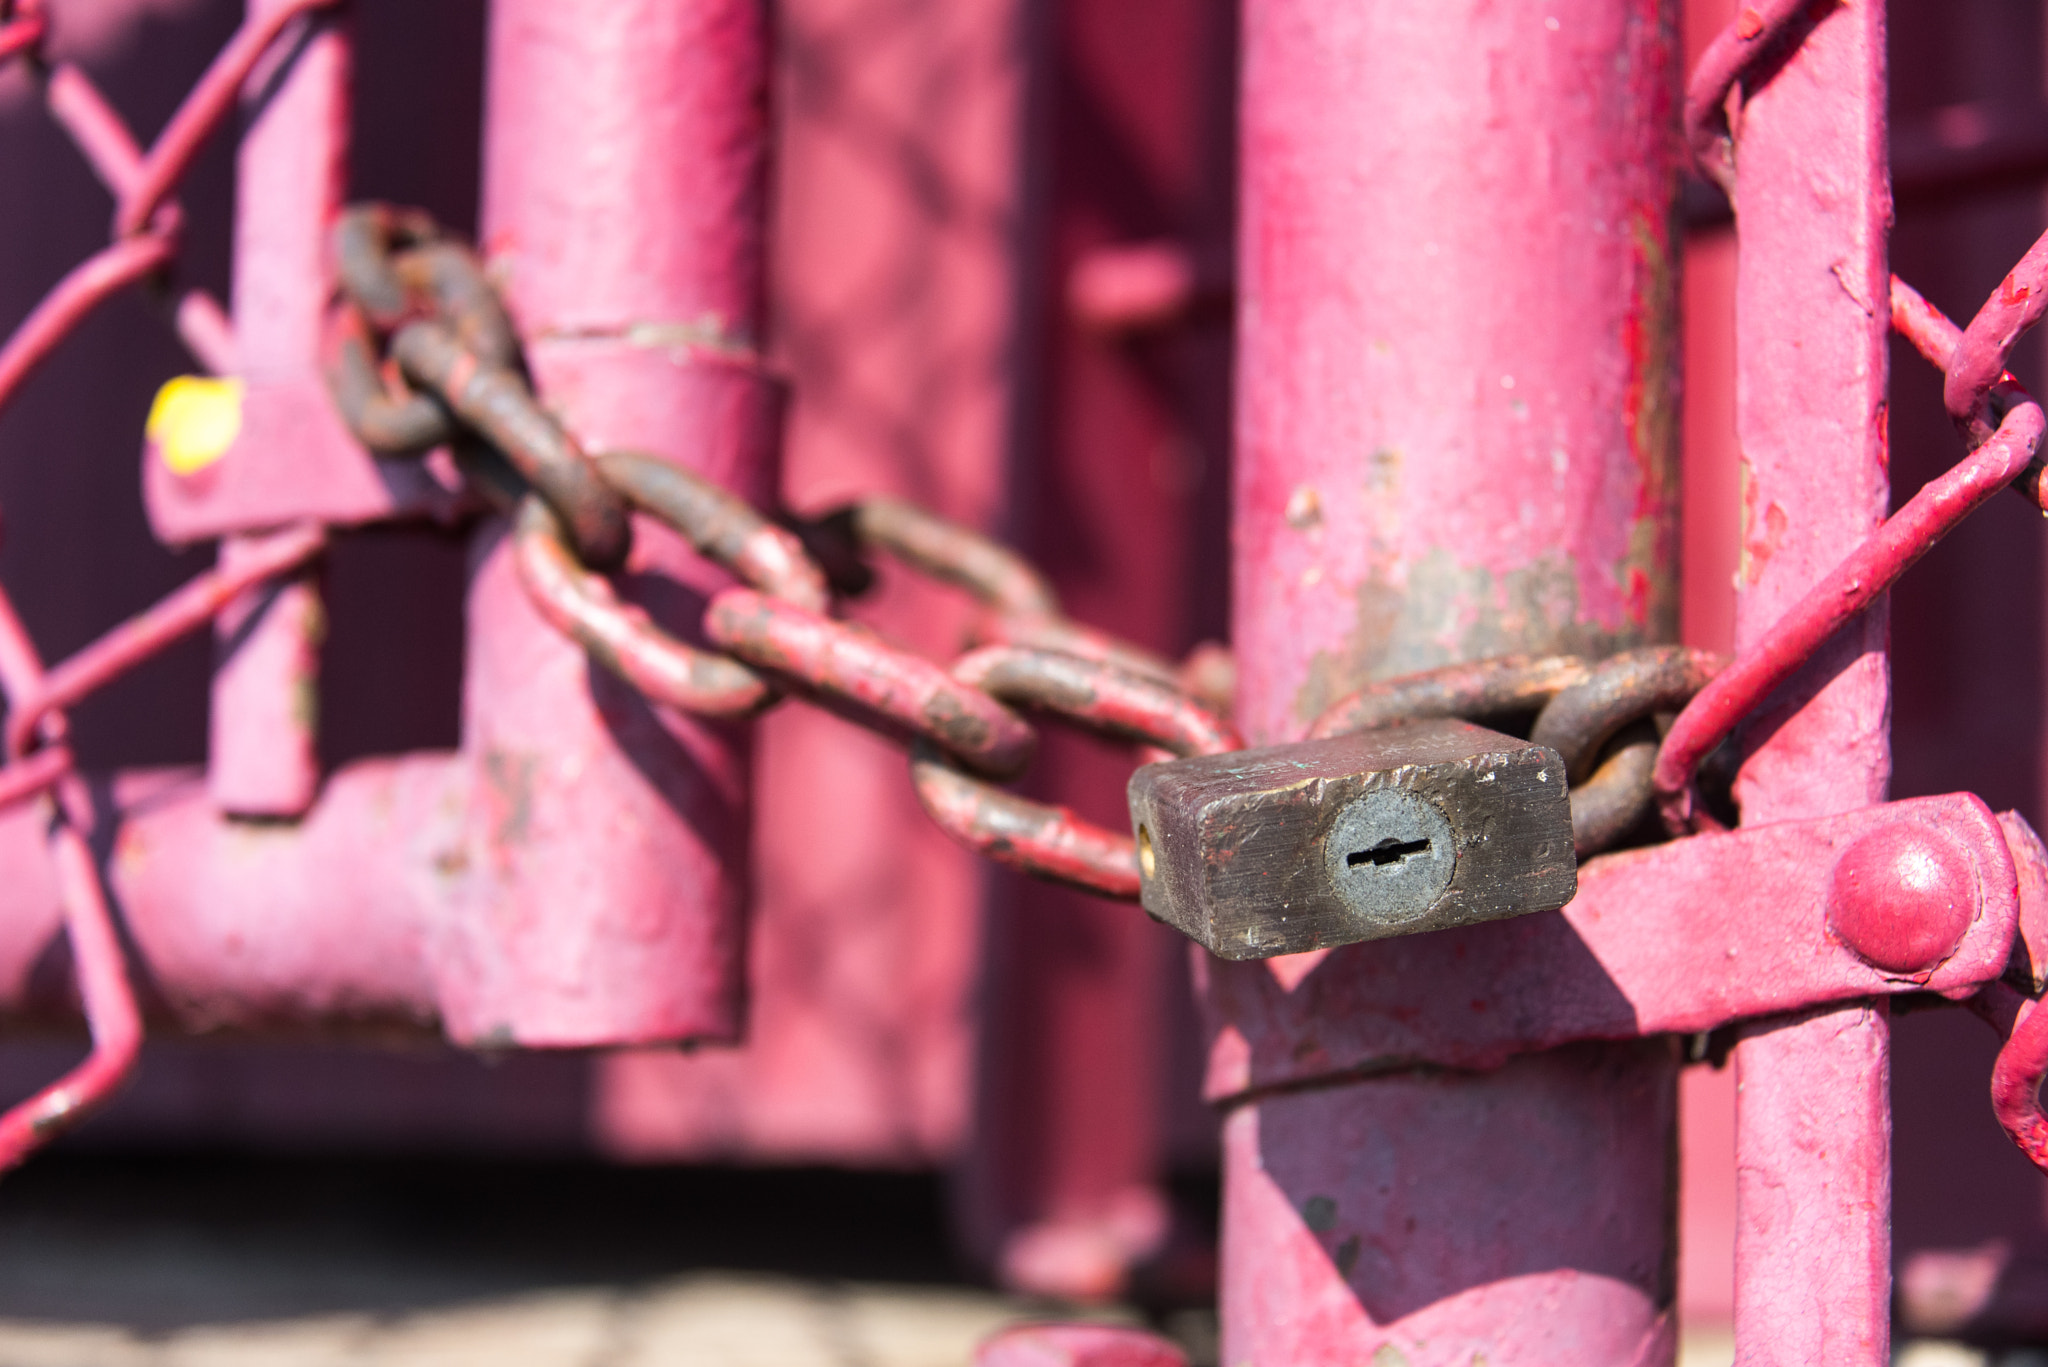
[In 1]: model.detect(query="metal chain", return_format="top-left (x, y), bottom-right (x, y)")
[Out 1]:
top-left (320, 206), bottom-right (1739, 905)
top-left (322, 208), bottom-right (1249, 893)
top-left (1313, 648), bottom-right (1727, 858)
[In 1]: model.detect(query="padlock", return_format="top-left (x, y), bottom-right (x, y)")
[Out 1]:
top-left (1126, 718), bottom-right (1576, 959)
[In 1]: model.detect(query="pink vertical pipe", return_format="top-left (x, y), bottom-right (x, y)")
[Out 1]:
top-left (434, 0), bottom-right (776, 1045)
top-left (587, 0), bottom-right (1033, 1167)
top-left (211, 532), bottom-right (322, 818)
top-left (966, 0), bottom-right (1235, 1301)
top-left (209, 0), bottom-right (345, 818)
top-left (1724, 5), bottom-right (1892, 1363)
top-left (1219, 1), bottom-right (1681, 1362)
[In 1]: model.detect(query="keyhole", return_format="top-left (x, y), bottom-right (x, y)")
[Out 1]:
top-left (1326, 790), bottom-right (1456, 922)
top-left (1348, 836), bottom-right (1431, 869)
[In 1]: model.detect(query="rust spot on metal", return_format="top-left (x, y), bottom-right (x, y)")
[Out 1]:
top-left (923, 689), bottom-right (996, 752)
top-left (1621, 209), bottom-right (1681, 635)
top-left (1296, 552), bottom-right (1636, 728)
top-left (1284, 485), bottom-right (1323, 531)
top-left (481, 748), bottom-right (537, 850)
top-left (1738, 458), bottom-right (1791, 586)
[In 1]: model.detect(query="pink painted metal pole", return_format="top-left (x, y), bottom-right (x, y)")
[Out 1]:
top-left (964, 0), bottom-right (1236, 1301)
top-left (442, 0), bottom-right (777, 1045)
top-left (210, 533), bottom-right (322, 818)
top-left (207, 0), bottom-right (345, 819)
top-left (588, 0), bottom-right (1031, 1165)
top-left (1218, 1), bottom-right (1681, 1362)
top-left (1722, 5), bottom-right (1893, 1362)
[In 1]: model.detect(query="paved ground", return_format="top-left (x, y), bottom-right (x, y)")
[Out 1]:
top-left (1679, 1332), bottom-right (2039, 1366)
top-left (0, 1153), bottom-right (1175, 1367)
top-left (0, 1153), bottom-right (2028, 1367)
top-left (0, 1278), bottom-right (1043, 1367)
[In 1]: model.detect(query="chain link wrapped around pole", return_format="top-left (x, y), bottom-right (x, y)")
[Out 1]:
top-left (910, 645), bottom-right (1243, 898)
top-left (1313, 647), bottom-right (1727, 860)
top-left (314, 207), bottom-right (1739, 889)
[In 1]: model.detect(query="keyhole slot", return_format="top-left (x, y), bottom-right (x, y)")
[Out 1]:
top-left (1348, 837), bottom-right (1431, 869)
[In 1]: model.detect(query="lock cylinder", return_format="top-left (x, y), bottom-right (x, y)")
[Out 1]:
top-left (1126, 718), bottom-right (1577, 959)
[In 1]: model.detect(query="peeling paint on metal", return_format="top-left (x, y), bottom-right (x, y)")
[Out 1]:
top-left (1294, 551), bottom-right (1636, 726)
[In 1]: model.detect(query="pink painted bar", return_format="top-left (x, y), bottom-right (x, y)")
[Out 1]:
top-left (210, 538), bottom-right (322, 817)
top-left (1219, 1041), bottom-right (1679, 1367)
top-left (0, 767), bottom-right (438, 1030)
top-left (436, 0), bottom-right (776, 1046)
top-left (1722, 2), bottom-right (1894, 1362)
top-left (1219, 0), bottom-right (1683, 1360)
top-left (207, 0), bottom-right (344, 818)
top-left (1201, 795), bottom-right (2022, 1095)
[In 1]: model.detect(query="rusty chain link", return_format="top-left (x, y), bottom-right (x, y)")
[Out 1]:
top-left (313, 205), bottom-right (1724, 903)
top-left (316, 204), bottom-right (1244, 877)
top-left (1311, 647), bottom-right (1728, 859)
top-left (326, 205), bottom-right (634, 569)
top-left (912, 645), bottom-right (1242, 898)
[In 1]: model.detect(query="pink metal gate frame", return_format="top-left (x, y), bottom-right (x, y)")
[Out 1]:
top-left (1192, 0), bottom-right (2048, 1360)
top-left (1713, 4), bottom-right (1892, 1357)
top-left (5, 1), bottom-right (2048, 1364)
top-left (0, 0), bottom-right (778, 1085)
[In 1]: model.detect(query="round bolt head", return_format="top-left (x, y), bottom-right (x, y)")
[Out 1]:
top-left (1324, 788), bottom-right (1457, 927)
top-left (1827, 823), bottom-right (1977, 975)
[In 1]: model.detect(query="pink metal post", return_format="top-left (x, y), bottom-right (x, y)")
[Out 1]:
top-left (963, 0), bottom-right (1236, 1300)
top-left (586, 0), bottom-right (1034, 1166)
top-left (1724, 6), bottom-right (1893, 1362)
top-left (442, 0), bottom-right (776, 1045)
top-left (207, 0), bottom-right (346, 819)
top-left (1218, 1), bottom-right (1682, 1361)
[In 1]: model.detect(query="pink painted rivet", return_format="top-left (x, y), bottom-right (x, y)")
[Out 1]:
top-left (1827, 824), bottom-right (1977, 974)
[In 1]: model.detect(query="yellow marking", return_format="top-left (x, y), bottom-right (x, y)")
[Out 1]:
top-left (147, 375), bottom-right (243, 476)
